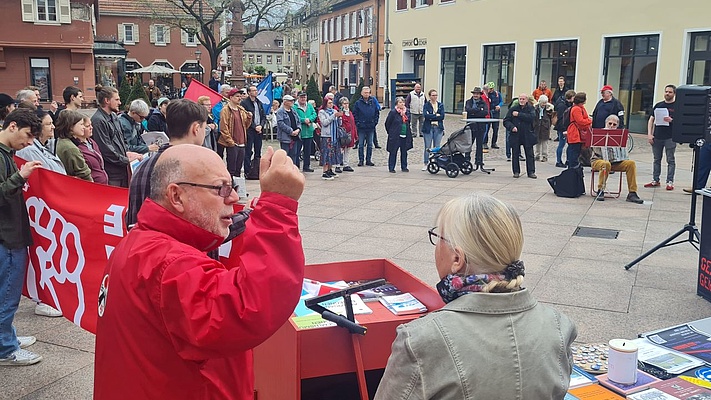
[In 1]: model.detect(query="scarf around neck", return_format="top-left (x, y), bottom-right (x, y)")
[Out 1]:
top-left (435, 260), bottom-right (526, 303)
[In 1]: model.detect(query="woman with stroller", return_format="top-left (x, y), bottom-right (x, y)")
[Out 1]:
top-left (385, 97), bottom-right (414, 173)
top-left (318, 96), bottom-right (343, 180)
top-left (422, 89), bottom-right (445, 171)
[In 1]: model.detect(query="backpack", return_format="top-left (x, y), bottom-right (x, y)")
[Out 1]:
top-left (547, 166), bottom-right (586, 198)
top-left (561, 106), bottom-right (572, 132)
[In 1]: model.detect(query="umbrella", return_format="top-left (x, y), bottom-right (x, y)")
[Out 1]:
top-left (128, 64), bottom-right (179, 74)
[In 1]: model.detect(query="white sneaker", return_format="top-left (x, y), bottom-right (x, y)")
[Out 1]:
top-left (35, 303), bottom-right (62, 317)
top-left (0, 348), bottom-right (43, 366)
top-left (18, 336), bottom-right (36, 349)
top-left (421, 165), bottom-right (427, 171)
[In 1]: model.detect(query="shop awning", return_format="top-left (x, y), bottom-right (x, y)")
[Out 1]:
top-left (93, 41), bottom-right (127, 58)
top-left (125, 58), bottom-right (142, 72)
top-left (179, 60), bottom-right (204, 75)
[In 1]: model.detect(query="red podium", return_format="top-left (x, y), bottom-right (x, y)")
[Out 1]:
top-left (252, 259), bottom-right (444, 399)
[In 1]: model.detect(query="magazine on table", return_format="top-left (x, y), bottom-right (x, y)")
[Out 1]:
top-left (632, 338), bottom-right (705, 375)
top-left (643, 323), bottom-right (711, 365)
top-left (379, 293), bottom-right (427, 316)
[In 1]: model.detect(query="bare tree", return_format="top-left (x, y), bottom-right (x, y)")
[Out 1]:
top-left (140, 0), bottom-right (305, 70)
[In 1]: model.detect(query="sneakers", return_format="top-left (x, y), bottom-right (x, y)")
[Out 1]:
top-left (321, 173), bottom-right (334, 180)
top-left (555, 162), bottom-right (566, 168)
top-left (35, 303), bottom-right (62, 317)
top-left (421, 164), bottom-right (427, 171)
top-left (506, 157), bottom-right (511, 162)
top-left (357, 162), bottom-right (364, 167)
top-left (18, 336), bottom-right (36, 349)
top-left (303, 168), bottom-right (314, 173)
top-left (513, 173), bottom-right (520, 178)
top-left (666, 182), bottom-right (674, 190)
top-left (366, 161), bottom-right (375, 166)
top-left (644, 181), bottom-right (661, 188)
top-left (627, 192), bottom-right (645, 204)
top-left (491, 144), bottom-right (500, 149)
top-left (528, 174), bottom-right (537, 179)
top-left (343, 166), bottom-right (354, 172)
top-left (596, 189), bottom-right (605, 201)
top-left (327, 169), bottom-right (338, 178)
top-left (389, 169), bottom-right (396, 173)
top-left (483, 144), bottom-right (489, 150)
top-left (0, 348), bottom-right (42, 366)
top-left (402, 168), bottom-right (409, 172)
top-left (334, 167), bottom-right (342, 173)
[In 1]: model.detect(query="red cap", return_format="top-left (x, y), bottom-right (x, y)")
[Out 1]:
top-left (600, 85), bottom-right (614, 93)
top-left (227, 88), bottom-right (241, 98)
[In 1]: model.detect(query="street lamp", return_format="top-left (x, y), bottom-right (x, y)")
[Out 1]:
top-left (354, 39), bottom-right (372, 86)
top-left (384, 37), bottom-right (392, 108)
top-left (195, 49), bottom-right (203, 83)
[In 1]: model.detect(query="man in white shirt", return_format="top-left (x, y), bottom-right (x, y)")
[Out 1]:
top-left (405, 83), bottom-right (425, 137)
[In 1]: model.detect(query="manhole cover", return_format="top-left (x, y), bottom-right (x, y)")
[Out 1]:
top-left (573, 227), bottom-right (619, 239)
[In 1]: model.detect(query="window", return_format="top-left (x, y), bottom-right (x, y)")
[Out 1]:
top-left (483, 44), bottom-right (516, 104)
top-left (248, 55), bottom-right (255, 63)
top-left (321, 20), bottom-right (326, 43)
top-left (329, 18), bottom-right (334, 42)
top-left (396, 0), bottom-right (407, 10)
top-left (335, 16), bottom-right (341, 41)
top-left (687, 31), bottom-right (711, 85)
top-left (287, 53), bottom-right (292, 63)
top-left (603, 35), bottom-right (659, 132)
top-left (22, 0), bottom-right (70, 24)
top-left (536, 40), bottom-right (578, 94)
top-left (276, 39), bottom-right (284, 48)
top-left (119, 23), bottom-right (140, 44)
top-left (343, 13), bottom-right (350, 40)
top-left (256, 55), bottom-right (262, 64)
top-left (30, 58), bottom-right (51, 101)
top-left (413, 0), bottom-right (433, 7)
top-left (267, 55), bottom-right (272, 64)
top-left (358, 10), bottom-right (365, 37)
top-left (416, 0), bottom-right (427, 6)
top-left (151, 24), bottom-right (170, 45)
top-left (276, 55), bottom-right (282, 64)
top-left (181, 29), bottom-right (197, 47)
top-left (124, 24), bottom-right (134, 43)
top-left (351, 12), bottom-right (357, 38)
top-left (365, 8), bottom-right (373, 36)
top-left (440, 47), bottom-right (466, 113)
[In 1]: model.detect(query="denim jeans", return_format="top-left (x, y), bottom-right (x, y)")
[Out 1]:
top-left (556, 129), bottom-right (566, 164)
top-left (0, 244), bottom-right (27, 358)
top-left (301, 137), bottom-right (313, 170)
top-left (244, 130), bottom-right (263, 174)
top-left (388, 137), bottom-right (409, 171)
top-left (423, 126), bottom-right (443, 164)
top-left (280, 141), bottom-right (299, 167)
top-left (484, 121), bottom-right (499, 146)
top-left (357, 129), bottom-right (375, 163)
top-left (696, 142), bottom-right (711, 189)
top-left (567, 143), bottom-right (582, 168)
top-left (652, 137), bottom-right (677, 183)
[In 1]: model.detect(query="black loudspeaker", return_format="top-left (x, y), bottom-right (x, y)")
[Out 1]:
top-left (672, 85), bottom-right (711, 144)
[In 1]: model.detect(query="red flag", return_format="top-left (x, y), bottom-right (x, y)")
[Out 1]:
top-left (184, 79), bottom-right (223, 106)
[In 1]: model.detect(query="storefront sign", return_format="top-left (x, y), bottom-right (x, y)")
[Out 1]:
top-left (402, 38), bottom-right (427, 47)
top-left (342, 42), bottom-right (361, 56)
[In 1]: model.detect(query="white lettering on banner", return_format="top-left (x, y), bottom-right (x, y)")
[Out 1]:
top-left (103, 204), bottom-right (125, 259)
top-left (25, 196), bottom-right (87, 326)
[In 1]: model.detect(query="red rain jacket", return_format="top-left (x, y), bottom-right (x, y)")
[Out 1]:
top-left (94, 193), bottom-right (304, 399)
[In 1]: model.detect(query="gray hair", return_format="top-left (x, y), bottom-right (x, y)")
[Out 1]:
top-left (220, 85), bottom-right (232, 95)
top-left (395, 96), bottom-right (406, 105)
top-left (129, 99), bottom-right (149, 115)
top-left (605, 114), bottom-right (620, 125)
top-left (149, 158), bottom-right (184, 203)
top-left (16, 89), bottom-right (36, 102)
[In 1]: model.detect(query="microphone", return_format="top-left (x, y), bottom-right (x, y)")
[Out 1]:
top-left (321, 310), bottom-right (366, 335)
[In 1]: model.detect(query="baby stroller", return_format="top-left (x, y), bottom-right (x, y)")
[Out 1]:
top-left (427, 126), bottom-right (474, 178)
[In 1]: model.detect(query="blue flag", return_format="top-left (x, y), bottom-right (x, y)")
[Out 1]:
top-left (256, 73), bottom-right (273, 116)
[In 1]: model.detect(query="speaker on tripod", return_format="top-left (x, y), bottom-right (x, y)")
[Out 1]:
top-left (624, 85), bottom-right (709, 270)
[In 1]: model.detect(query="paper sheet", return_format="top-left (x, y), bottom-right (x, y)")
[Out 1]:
top-left (654, 108), bottom-right (670, 126)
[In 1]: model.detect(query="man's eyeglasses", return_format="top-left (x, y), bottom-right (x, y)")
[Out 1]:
top-left (175, 181), bottom-right (238, 198)
top-left (428, 227), bottom-right (450, 246)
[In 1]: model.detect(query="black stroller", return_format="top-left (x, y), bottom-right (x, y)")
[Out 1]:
top-left (427, 126), bottom-right (474, 178)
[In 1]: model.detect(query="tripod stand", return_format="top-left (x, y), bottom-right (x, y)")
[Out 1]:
top-left (624, 139), bottom-right (704, 270)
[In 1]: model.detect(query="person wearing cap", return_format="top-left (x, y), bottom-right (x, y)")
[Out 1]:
top-left (147, 97), bottom-right (170, 134)
top-left (645, 84), bottom-right (677, 191)
top-left (405, 83), bottom-right (425, 138)
top-left (503, 93), bottom-right (537, 178)
top-left (241, 85), bottom-right (267, 177)
top-left (484, 82), bottom-right (503, 149)
top-left (592, 85), bottom-right (625, 130)
top-left (220, 88), bottom-right (253, 177)
top-left (532, 80), bottom-right (553, 101)
top-left (464, 87), bottom-right (489, 167)
top-left (0, 93), bottom-right (16, 125)
top-left (276, 94), bottom-right (301, 166)
top-left (294, 91), bottom-right (317, 172)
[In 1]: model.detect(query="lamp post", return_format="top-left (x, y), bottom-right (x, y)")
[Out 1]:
top-left (354, 39), bottom-right (372, 86)
top-left (384, 38), bottom-right (392, 108)
top-left (195, 49), bottom-right (203, 83)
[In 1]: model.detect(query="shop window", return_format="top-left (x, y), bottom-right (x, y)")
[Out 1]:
top-left (687, 31), bottom-right (711, 86)
top-left (536, 40), bottom-right (578, 94)
top-left (440, 47), bottom-right (467, 113)
top-left (603, 35), bottom-right (659, 132)
top-left (483, 44), bottom-right (515, 104)
top-left (30, 58), bottom-right (51, 101)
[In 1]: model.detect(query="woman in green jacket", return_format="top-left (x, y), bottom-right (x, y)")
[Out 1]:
top-left (294, 91), bottom-right (317, 172)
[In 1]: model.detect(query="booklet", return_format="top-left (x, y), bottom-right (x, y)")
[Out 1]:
top-left (596, 370), bottom-right (660, 396)
top-left (632, 338), bottom-right (705, 375)
top-left (348, 280), bottom-right (403, 302)
top-left (643, 324), bottom-right (711, 365)
top-left (627, 377), bottom-right (711, 399)
top-left (379, 293), bottom-right (427, 316)
top-left (141, 131), bottom-right (169, 146)
top-left (570, 365), bottom-right (599, 389)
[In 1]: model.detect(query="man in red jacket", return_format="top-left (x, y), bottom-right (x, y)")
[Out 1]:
top-left (94, 144), bottom-right (306, 399)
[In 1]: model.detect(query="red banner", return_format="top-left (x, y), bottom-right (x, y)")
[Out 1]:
top-left (184, 79), bottom-right (223, 107)
top-left (17, 158), bottom-right (243, 334)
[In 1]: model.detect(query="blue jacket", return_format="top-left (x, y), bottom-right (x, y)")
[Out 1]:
top-left (276, 106), bottom-right (301, 144)
top-left (422, 101), bottom-right (445, 134)
top-left (352, 97), bottom-right (380, 131)
top-left (212, 101), bottom-right (227, 132)
top-left (487, 90), bottom-right (504, 118)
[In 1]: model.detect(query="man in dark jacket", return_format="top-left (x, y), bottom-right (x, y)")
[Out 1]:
top-left (551, 76), bottom-right (571, 104)
top-left (147, 97), bottom-right (170, 134)
top-left (554, 90), bottom-right (575, 167)
top-left (241, 85), bottom-right (267, 177)
top-left (592, 85), bottom-right (625, 129)
top-left (209, 70), bottom-right (221, 92)
top-left (504, 93), bottom-right (537, 179)
top-left (352, 86), bottom-right (380, 166)
top-left (92, 86), bottom-right (132, 187)
top-left (464, 87), bottom-right (489, 167)
top-left (119, 99), bottom-right (158, 156)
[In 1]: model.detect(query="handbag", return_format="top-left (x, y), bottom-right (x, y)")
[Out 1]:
top-left (576, 123), bottom-right (593, 148)
top-left (337, 126), bottom-right (351, 147)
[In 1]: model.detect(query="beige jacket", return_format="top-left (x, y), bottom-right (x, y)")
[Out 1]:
top-left (374, 289), bottom-right (577, 400)
top-left (218, 103), bottom-right (252, 147)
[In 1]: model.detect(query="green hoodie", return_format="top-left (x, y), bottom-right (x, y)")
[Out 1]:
top-left (294, 102), bottom-right (317, 139)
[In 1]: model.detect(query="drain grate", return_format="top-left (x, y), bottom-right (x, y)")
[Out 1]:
top-left (573, 226), bottom-right (620, 239)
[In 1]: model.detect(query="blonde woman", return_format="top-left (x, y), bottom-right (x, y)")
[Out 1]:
top-left (375, 193), bottom-right (576, 399)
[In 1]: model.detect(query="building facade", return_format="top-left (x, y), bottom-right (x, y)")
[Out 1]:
top-left (388, 0), bottom-right (711, 132)
top-left (97, 0), bottom-right (208, 96)
top-left (0, 0), bottom-right (97, 103)
top-left (319, 0), bottom-right (386, 101)
top-left (243, 30), bottom-right (284, 75)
